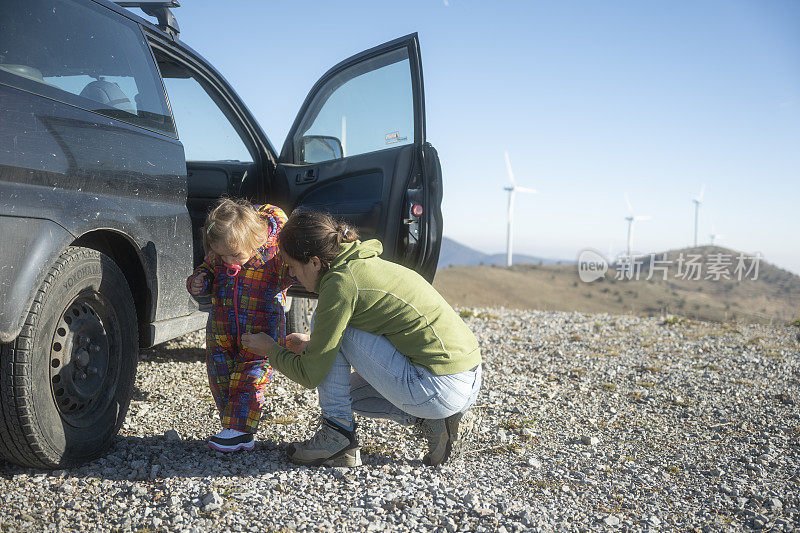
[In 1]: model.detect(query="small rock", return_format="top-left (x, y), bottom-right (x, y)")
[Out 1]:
top-left (603, 515), bottom-right (620, 526)
top-left (776, 392), bottom-right (794, 405)
top-left (526, 457), bottom-right (542, 468)
top-left (200, 491), bottom-right (223, 507)
top-left (164, 429), bottom-right (181, 441)
top-left (581, 435), bottom-right (600, 446)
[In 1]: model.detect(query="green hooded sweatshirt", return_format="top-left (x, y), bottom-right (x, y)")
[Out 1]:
top-left (268, 239), bottom-right (481, 389)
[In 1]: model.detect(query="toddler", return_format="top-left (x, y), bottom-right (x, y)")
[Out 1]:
top-left (187, 198), bottom-right (292, 452)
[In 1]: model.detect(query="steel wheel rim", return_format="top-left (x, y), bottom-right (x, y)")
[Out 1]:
top-left (49, 292), bottom-right (121, 427)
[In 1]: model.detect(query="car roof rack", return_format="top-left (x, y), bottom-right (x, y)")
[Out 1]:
top-left (114, 1), bottom-right (181, 39)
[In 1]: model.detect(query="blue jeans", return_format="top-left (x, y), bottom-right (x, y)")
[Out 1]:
top-left (317, 327), bottom-right (482, 426)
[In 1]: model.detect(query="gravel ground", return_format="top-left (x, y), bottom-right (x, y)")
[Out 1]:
top-left (1, 308), bottom-right (799, 532)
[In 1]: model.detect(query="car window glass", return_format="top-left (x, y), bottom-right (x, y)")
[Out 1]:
top-left (294, 48), bottom-right (414, 164)
top-left (0, 0), bottom-right (174, 136)
top-left (162, 75), bottom-right (254, 162)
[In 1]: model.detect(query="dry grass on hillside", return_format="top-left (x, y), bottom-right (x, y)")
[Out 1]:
top-left (433, 261), bottom-right (799, 325)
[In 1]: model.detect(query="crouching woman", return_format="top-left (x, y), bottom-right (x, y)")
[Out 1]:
top-left (241, 210), bottom-right (482, 467)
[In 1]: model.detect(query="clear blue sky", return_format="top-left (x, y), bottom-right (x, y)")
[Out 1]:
top-left (142, 0), bottom-right (800, 274)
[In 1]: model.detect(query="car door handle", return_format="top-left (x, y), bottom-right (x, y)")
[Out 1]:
top-left (295, 168), bottom-right (317, 184)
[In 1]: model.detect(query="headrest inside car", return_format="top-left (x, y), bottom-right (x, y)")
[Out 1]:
top-left (80, 80), bottom-right (137, 115)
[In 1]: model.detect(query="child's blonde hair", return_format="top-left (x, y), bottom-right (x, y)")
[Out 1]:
top-left (202, 198), bottom-right (269, 255)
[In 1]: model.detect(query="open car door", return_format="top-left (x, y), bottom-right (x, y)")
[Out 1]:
top-left (276, 33), bottom-right (443, 295)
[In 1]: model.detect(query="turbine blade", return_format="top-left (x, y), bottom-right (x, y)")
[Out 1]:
top-left (515, 186), bottom-right (539, 194)
top-left (504, 150), bottom-right (516, 186)
top-left (625, 193), bottom-right (634, 214)
top-left (634, 215), bottom-right (652, 221)
top-left (698, 184), bottom-right (705, 202)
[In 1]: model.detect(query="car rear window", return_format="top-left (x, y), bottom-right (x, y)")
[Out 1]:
top-left (0, 0), bottom-right (175, 136)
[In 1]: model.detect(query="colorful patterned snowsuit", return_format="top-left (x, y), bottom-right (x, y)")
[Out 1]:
top-left (186, 204), bottom-right (293, 433)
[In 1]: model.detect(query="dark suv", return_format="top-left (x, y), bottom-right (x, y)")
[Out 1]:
top-left (0, 0), bottom-right (443, 468)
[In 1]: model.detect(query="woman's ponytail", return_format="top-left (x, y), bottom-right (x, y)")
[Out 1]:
top-left (337, 222), bottom-right (359, 244)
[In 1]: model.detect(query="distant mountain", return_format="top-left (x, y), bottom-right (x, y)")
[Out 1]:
top-left (437, 237), bottom-right (571, 270)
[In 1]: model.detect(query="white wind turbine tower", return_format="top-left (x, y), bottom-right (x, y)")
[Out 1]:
top-left (692, 184), bottom-right (705, 247)
top-left (503, 150), bottom-right (538, 267)
top-left (624, 194), bottom-right (651, 258)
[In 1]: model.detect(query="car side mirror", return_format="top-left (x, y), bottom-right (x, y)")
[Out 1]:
top-left (299, 135), bottom-right (343, 163)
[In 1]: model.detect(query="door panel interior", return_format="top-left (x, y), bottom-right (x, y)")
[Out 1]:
top-left (296, 172), bottom-right (382, 234)
top-left (276, 144), bottom-right (416, 262)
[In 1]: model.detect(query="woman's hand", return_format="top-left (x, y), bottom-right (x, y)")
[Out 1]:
top-left (241, 332), bottom-right (275, 356)
top-left (285, 333), bottom-right (310, 355)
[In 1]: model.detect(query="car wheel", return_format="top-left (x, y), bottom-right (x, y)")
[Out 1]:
top-left (286, 297), bottom-right (317, 335)
top-left (0, 246), bottom-right (138, 468)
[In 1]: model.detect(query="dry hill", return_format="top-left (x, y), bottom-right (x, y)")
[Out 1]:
top-left (433, 245), bottom-right (800, 325)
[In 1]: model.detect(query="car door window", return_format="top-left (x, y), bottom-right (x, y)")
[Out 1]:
top-left (161, 74), bottom-right (254, 163)
top-left (0, 0), bottom-right (174, 136)
top-left (292, 48), bottom-right (414, 164)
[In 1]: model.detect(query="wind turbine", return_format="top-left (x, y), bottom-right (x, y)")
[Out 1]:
top-left (709, 226), bottom-right (724, 245)
top-left (503, 150), bottom-right (538, 267)
top-left (692, 185), bottom-right (705, 247)
top-left (624, 194), bottom-right (651, 258)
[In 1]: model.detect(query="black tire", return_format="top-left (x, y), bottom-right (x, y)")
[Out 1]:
top-left (286, 297), bottom-right (317, 335)
top-left (0, 246), bottom-right (138, 468)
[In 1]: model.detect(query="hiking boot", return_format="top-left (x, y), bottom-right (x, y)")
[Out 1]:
top-left (286, 418), bottom-right (362, 467)
top-left (416, 410), bottom-right (477, 466)
top-left (208, 429), bottom-right (255, 452)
